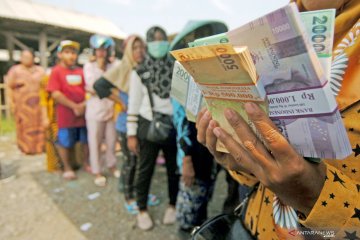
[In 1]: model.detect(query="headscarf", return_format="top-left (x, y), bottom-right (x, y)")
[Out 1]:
top-left (294, 0), bottom-right (360, 110)
top-left (103, 35), bottom-right (145, 93)
top-left (169, 20), bottom-right (228, 51)
top-left (136, 26), bottom-right (174, 99)
top-left (146, 26), bottom-right (167, 42)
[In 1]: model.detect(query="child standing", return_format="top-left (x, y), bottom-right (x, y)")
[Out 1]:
top-left (47, 40), bottom-right (89, 180)
top-left (84, 34), bottom-right (119, 186)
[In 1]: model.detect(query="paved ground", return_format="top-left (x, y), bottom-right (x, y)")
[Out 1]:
top-left (0, 133), bottom-right (228, 240)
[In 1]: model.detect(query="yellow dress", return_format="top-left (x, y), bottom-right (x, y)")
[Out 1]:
top-left (39, 75), bottom-right (61, 172)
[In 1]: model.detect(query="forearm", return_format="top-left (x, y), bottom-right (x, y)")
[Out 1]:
top-left (108, 89), bottom-right (124, 105)
top-left (127, 73), bottom-right (143, 136)
top-left (51, 91), bottom-right (77, 109)
top-left (93, 77), bottom-right (115, 99)
top-left (7, 79), bottom-right (20, 89)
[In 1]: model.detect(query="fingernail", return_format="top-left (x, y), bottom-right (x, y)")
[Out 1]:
top-left (213, 127), bottom-right (222, 138)
top-left (203, 110), bottom-right (211, 120)
top-left (209, 120), bottom-right (217, 129)
top-left (224, 108), bottom-right (236, 121)
top-left (244, 102), bottom-right (257, 114)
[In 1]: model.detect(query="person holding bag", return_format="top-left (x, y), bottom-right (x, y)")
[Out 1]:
top-left (126, 26), bottom-right (180, 231)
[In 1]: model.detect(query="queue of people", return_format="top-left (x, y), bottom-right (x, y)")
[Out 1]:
top-left (4, 0), bottom-right (360, 239)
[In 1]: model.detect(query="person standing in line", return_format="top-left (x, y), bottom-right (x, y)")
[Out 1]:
top-left (94, 35), bottom-right (161, 213)
top-left (84, 34), bottom-right (120, 187)
top-left (47, 40), bottom-right (89, 180)
top-left (6, 49), bottom-right (45, 154)
top-left (126, 26), bottom-right (179, 230)
top-left (40, 57), bottom-right (61, 172)
top-left (169, 20), bottom-right (231, 239)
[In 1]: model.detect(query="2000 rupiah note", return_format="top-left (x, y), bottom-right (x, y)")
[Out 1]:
top-left (170, 61), bottom-right (204, 122)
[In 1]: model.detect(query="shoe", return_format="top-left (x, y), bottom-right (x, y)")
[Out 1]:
top-left (163, 206), bottom-right (176, 225)
top-left (124, 201), bottom-right (139, 215)
top-left (62, 171), bottom-right (76, 180)
top-left (94, 176), bottom-right (107, 187)
top-left (147, 194), bottom-right (160, 206)
top-left (136, 211), bottom-right (153, 230)
top-left (156, 155), bottom-right (165, 165)
top-left (113, 169), bottom-right (121, 178)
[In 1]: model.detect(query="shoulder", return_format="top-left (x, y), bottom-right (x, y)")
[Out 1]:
top-left (130, 70), bottom-right (141, 80)
top-left (83, 62), bottom-right (96, 73)
top-left (51, 65), bottom-right (62, 74)
top-left (72, 66), bottom-right (84, 75)
top-left (83, 61), bottom-right (92, 69)
top-left (7, 64), bottom-right (20, 74)
top-left (35, 65), bottom-right (44, 70)
top-left (108, 59), bottom-right (121, 69)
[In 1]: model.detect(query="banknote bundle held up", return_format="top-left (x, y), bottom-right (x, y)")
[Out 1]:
top-left (170, 3), bottom-right (351, 160)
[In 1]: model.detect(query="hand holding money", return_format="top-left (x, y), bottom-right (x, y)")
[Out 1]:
top-left (196, 103), bottom-right (326, 216)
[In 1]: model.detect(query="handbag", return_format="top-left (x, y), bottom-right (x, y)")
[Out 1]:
top-left (191, 184), bottom-right (259, 240)
top-left (144, 82), bottom-right (175, 144)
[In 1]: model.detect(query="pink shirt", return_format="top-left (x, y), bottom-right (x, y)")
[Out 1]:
top-left (84, 61), bottom-right (115, 121)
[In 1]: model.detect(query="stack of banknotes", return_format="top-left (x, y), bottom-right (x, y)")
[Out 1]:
top-left (170, 3), bottom-right (352, 160)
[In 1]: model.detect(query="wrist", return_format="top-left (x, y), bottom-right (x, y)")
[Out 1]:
top-left (279, 161), bottom-right (326, 216)
top-left (70, 102), bottom-right (78, 109)
top-left (183, 156), bottom-right (193, 163)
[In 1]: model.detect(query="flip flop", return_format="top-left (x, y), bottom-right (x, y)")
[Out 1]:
top-left (113, 169), bottom-right (121, 178)
top-left (83, 165), bottom-right (93, 174)
top-left (94, 176), bottom-right (107, 187)
top-left (147, 194), bottom-right (160, 206)
top-left (124, 201), bottom-right (139, 215)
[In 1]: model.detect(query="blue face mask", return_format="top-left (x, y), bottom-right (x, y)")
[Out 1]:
top-left (147, 41), bottom-right (170, 59)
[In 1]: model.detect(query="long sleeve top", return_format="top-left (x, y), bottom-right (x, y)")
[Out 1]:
top-left (126, 70), bottom-right (173, 136)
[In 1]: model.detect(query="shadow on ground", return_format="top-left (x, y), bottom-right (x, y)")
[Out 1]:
top-left (31, 159), bottom-right (228, 240)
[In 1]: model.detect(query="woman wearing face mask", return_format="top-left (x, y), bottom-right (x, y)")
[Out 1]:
top-left (126, 26), bottom-right (179, 231)
top-left (94, 35), bottom-right (160, 214)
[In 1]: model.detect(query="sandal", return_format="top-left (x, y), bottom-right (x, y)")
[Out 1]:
top-left (147, 194), bottom-right (160, 206)
top-left (94, 176), bottom-right (107, 187)
top-left (112, 169), bottom-right (121, 178)
top-left (83, 164), bottom-right (93, 174)
top-left (62, 171), bottom-right (76, 180)
top-left (124, 201), bottom-right (139, 215)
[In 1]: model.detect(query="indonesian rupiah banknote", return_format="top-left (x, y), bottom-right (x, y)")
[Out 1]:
top-left (227, 4), bottom-right (350, 159)
top-left (171, 43), bottom-right (267, 152)
top-left (170, 5), bottom-right (351, 159)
